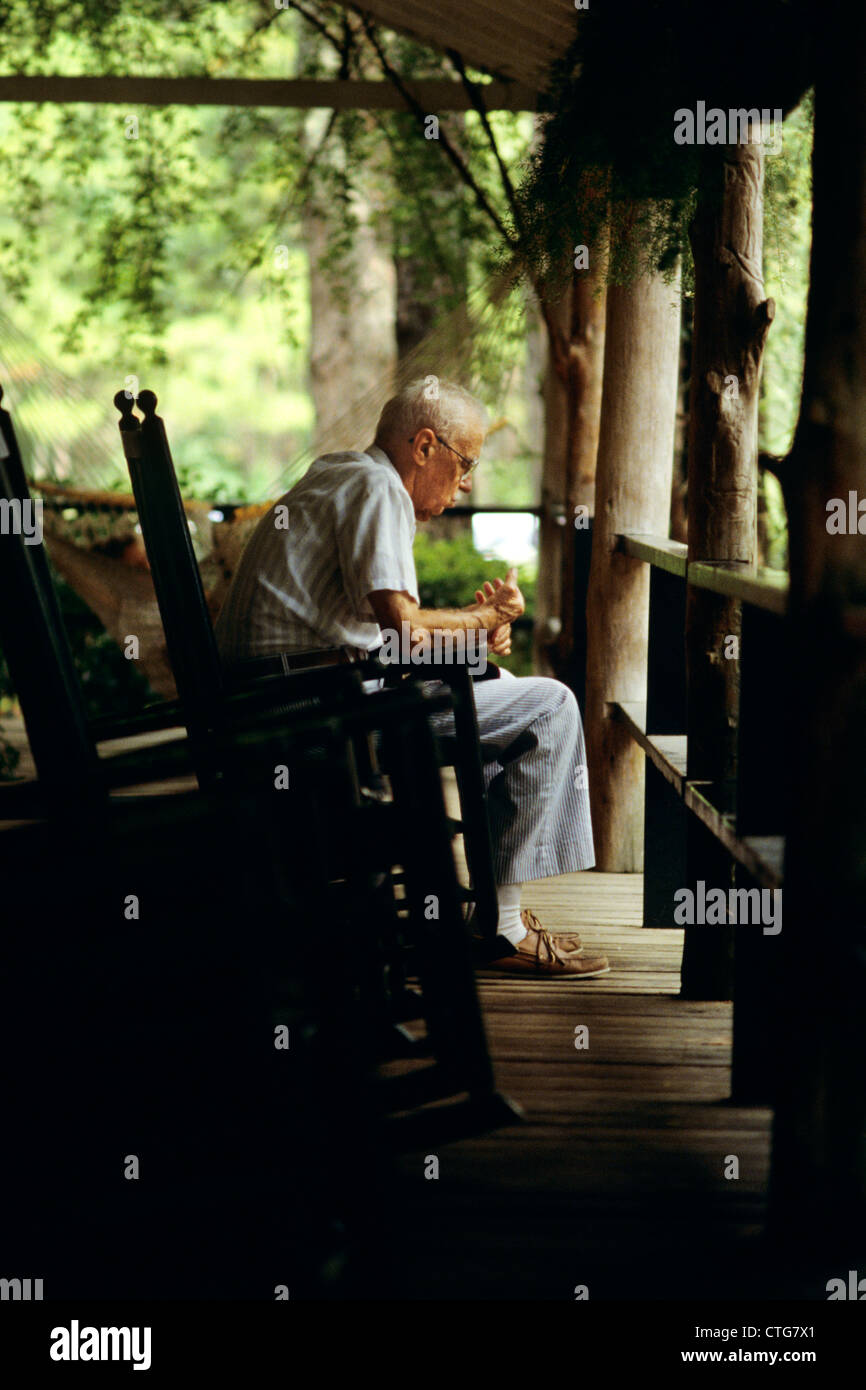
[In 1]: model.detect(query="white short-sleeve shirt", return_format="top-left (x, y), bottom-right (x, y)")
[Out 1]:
top-left (214, 445), bottom-right (419, 661)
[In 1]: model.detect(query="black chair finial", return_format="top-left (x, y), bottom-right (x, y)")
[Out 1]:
top-left (138, 389), bottom-right (158, 418)
top-left (0, 382), bottom-right (5, 406)
top-left (113, 390), bottom-right (138, 426)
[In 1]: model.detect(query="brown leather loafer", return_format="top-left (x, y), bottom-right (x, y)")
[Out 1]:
top-left (520, 908), bottom-right (583, 953)
top-left (486, 918), bottom-right (610, 978)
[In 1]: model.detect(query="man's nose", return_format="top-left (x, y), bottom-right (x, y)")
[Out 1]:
top-left (458, 474), bottom-right (473, 494)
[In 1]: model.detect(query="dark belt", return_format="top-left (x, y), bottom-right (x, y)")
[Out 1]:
top-left (230, 645), bottom-right (503, 684)
top-left (229, 645), bottom-right (373, 679)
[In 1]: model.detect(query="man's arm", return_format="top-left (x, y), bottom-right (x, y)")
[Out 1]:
top-left (368, 567), bottom-right (525, 637)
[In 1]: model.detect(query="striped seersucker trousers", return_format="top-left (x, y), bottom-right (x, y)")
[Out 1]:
top-left (426, 668), bottom-right (596, 886)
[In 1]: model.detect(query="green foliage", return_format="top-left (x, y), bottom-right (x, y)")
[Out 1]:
top-left (513, 5), bottom-right (699, 290)
top-left (0, 721), bottom-right (20, 779)
top-left (761, 92), bottom-right (813, 459)
top-left (0, 628), bottom-right (18, 770)
top-left (0, 644), bottom-right (13, 707)
top-left (0, 570), bottom-right (156, 728)
top-left (414, 530), bottom-right (535, 609)
top-left (0, 560), bottom-right (156, 777)
top-left (761, 469), bottom-right (789, 572)
top-left (0, 2), bottom-right (528, 365)
top-left (0, 1), bottom-right (534, 504)
top-left (754, 92), bottom-right (813, 572)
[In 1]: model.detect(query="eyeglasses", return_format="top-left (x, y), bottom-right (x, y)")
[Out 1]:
top-left (409, 431), bottom-right (481, 480)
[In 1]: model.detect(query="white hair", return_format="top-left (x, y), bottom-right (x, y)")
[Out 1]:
top-left (374, 377), bottom-right (487, 446)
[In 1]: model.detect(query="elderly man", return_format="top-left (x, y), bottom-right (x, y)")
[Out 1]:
top-left (215, 379), bottom-right (608, 978)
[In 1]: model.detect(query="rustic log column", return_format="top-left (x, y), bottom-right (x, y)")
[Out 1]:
top-left (769, 4), bottom-right (866, 1256)
top-left (585, 210), bottom-right (680, 870)
top-left (558, 264), bottom-right (608, 679)
top-left (536, 261), bottom-right (606, 681)
top-left (679, 138), bottom-right (774, 999)
top-left (536, 287), bottom-right (572, 676)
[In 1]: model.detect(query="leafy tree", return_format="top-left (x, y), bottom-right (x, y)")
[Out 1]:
top-left (759, 92), bottom-right (813, 569)
top-left (0, 2), bottom-right (528, 365)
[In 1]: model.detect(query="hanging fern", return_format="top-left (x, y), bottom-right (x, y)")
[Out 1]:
top-left (512, 0), bottom-right (813, 296)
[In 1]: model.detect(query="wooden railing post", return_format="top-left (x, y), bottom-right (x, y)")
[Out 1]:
top-left (643, 559), bottom-right (688, 927)
top-left (585, 211), bottom-right (680, 871)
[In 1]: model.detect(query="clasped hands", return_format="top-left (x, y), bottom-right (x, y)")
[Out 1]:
top-left (409, 566), bottom-right (525, 658)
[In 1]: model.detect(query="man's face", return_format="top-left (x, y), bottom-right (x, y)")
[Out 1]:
top-left (409, 418), bottom-right (485, 521)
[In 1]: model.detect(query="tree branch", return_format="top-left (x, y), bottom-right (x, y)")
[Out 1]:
top-left (445, 47), bottom-right (524, 239)
top-left (236, 1), bottom-right (290, 60)
top-left (351, 8), bottom-right (517, 251)
top-left (285, 0), bottom-right (345, 57)
top-left (296, 7), bottom-right (568, 381)
top-left (443, 50), bottom-right (571, 378)
top-left (364, 108), bottom-right (466, 286)
top-left (228, 108), bottom-right (339, 294)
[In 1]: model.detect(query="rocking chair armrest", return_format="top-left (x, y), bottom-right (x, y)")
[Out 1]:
top-left (223, 664), bottom-right (366, 718)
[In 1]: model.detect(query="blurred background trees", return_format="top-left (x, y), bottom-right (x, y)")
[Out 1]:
top-left (0, 0), bottom-right (813, 733)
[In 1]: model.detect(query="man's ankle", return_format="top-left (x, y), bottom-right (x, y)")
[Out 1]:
top-left (496, 882), bottom-right (526, 945)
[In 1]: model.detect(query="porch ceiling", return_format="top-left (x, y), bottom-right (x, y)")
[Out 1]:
top-left (338, 1), bottom-right (580, 93)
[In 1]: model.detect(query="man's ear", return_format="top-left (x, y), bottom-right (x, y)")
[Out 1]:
top-left (412, 427), bottom-right (437, 465)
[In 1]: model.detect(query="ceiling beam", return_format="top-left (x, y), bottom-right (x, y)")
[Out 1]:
top-left (0, 74), bottom-right (539, 111)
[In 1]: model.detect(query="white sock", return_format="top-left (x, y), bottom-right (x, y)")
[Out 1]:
top-left (497, 882), bottom-right (526, 945)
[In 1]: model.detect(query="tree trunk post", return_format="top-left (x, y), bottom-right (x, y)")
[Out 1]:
top-left (557, 264), bottom-right (607, 693)
top-left (536, 261), bottom-right (606, 681)
top-left (585, 208), bottom-right (680, 871)
top-left (769, 5), bottom-right (866, 1258)
top-left (680, 139), bottom-right (774, 999)
top-left (536, 287), bottom-right (572, 676)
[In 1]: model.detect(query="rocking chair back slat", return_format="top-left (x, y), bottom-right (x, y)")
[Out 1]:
top-left (115, 389), bottom-right (225, 780)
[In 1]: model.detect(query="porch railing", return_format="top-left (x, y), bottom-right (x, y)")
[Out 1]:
top-left (611, 532), bottom-right (789, 1102)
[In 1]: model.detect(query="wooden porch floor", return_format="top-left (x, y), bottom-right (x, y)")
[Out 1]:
top-left (2, 722), bottom-right (791, 1299)
top-left (382, 842), bottom-right (783, 1301)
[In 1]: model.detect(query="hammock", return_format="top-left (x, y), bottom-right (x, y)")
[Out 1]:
top-left (37, 491), bottom-right (272, 699)
top-left (0, 267), bottom-right (530, 700)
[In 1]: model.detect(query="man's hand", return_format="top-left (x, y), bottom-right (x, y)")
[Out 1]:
top-left (368, 565), bottom-right (524, 645)
top-left (472, 568), bottom-right (525, 631)
top-left (475, 583), bottom-right (512, 655)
